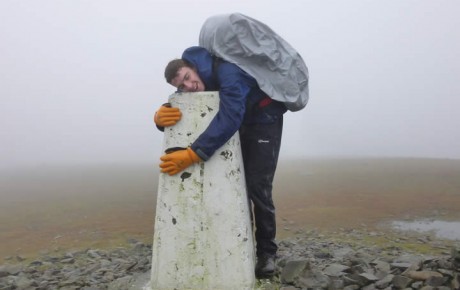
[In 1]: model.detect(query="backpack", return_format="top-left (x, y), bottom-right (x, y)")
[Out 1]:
top-left (199, 13), bottom-right (309, 112)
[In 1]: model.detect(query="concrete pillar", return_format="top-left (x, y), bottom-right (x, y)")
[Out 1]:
top-left (149, 92), bottom-right (255, 290)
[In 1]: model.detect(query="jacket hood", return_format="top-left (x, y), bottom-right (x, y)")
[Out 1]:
top-left (181, 46), bottom-right (218, 91)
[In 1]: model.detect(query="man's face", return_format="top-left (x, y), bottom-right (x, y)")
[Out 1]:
top-left (171, 67), bottom-right (205, 92)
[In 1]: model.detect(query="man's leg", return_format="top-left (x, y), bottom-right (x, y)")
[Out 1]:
top-left (240, 117), bottom-right (283, 277)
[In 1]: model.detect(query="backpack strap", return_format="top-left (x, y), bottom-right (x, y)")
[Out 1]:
top-left (211, 55), bottom-right (222, 89)
top-left (212, 55), bottom-right (222, 74)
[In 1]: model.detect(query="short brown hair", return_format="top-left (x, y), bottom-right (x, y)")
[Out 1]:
top-left (164, 59), bottom-right (194, 84)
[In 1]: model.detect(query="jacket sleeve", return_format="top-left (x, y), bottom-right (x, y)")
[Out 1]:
top-left (191, 63), bottom-right (253, 160)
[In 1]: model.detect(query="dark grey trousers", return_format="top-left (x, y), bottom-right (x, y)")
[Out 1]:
top-left (239, 116), bottom-right (283, 257)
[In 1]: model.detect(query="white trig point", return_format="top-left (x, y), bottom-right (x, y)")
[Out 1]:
top-left (148, 92), bottom-right (255, 290)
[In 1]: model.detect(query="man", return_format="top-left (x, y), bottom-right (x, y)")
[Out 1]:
top-left (154, 46), bottom-right (286, 278)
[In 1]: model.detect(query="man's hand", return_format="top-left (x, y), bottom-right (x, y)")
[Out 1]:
top-left (154, 103), bottom-right (182, 127)
top-left (160, 147), bottom-right (201, 175)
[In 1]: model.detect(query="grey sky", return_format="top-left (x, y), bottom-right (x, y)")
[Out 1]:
top-left (1, 0), bottom-right (459, 169)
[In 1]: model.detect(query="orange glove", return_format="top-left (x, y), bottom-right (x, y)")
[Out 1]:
top-left (154, 103), bottom-right (182, 127)
top-left (160, 147), bottom-right (201, 175)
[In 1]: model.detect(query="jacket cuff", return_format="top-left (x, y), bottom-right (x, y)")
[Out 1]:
top-left (191, 145), bottom-right (210, 161)
top-left (156, 125), bottom-right (165, 132)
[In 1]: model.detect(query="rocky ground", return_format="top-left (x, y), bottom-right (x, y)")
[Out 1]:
top-left (1, 228), bottom-right (459, 290)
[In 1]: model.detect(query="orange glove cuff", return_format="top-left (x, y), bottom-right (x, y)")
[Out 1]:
top-left (187, 147), bottom-right (201, 163)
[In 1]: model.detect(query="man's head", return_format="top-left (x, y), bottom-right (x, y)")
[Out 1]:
top-left (164, 59), bottom-right (205, 92)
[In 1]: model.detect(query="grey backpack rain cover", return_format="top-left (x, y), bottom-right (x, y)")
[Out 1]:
top-left (199, 13), bottom-right (309, 112)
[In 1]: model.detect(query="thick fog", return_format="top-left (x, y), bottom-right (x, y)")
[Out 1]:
top-left (1, 0), bottom-right (459, 169)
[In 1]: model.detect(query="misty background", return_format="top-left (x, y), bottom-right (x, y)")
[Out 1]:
top-left (1, 0), bottom-right (460, 170)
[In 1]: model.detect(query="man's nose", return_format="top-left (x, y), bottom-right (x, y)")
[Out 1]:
top-left (183, 81), bottom-right (194, 92)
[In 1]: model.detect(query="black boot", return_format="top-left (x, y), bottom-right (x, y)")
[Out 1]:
top-left (255, 253), bottom-right (276, 279)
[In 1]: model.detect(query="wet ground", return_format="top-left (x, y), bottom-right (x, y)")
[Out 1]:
top-left (1, 158), bottom-right (460, 260)
top-left (391, 219), bottom-right (460, 240)
top-left (273, 158), bottom-right (460, 239)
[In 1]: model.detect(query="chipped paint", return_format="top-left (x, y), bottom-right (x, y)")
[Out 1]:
top-left (150, 92), bottom-right (255, 290)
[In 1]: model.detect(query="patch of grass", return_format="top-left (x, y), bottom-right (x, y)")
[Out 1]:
top-left (255, 276), bottom-right (282, 290)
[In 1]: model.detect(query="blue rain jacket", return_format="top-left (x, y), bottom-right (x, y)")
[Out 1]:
top-left (183, 46), bottom-right (286, 161)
